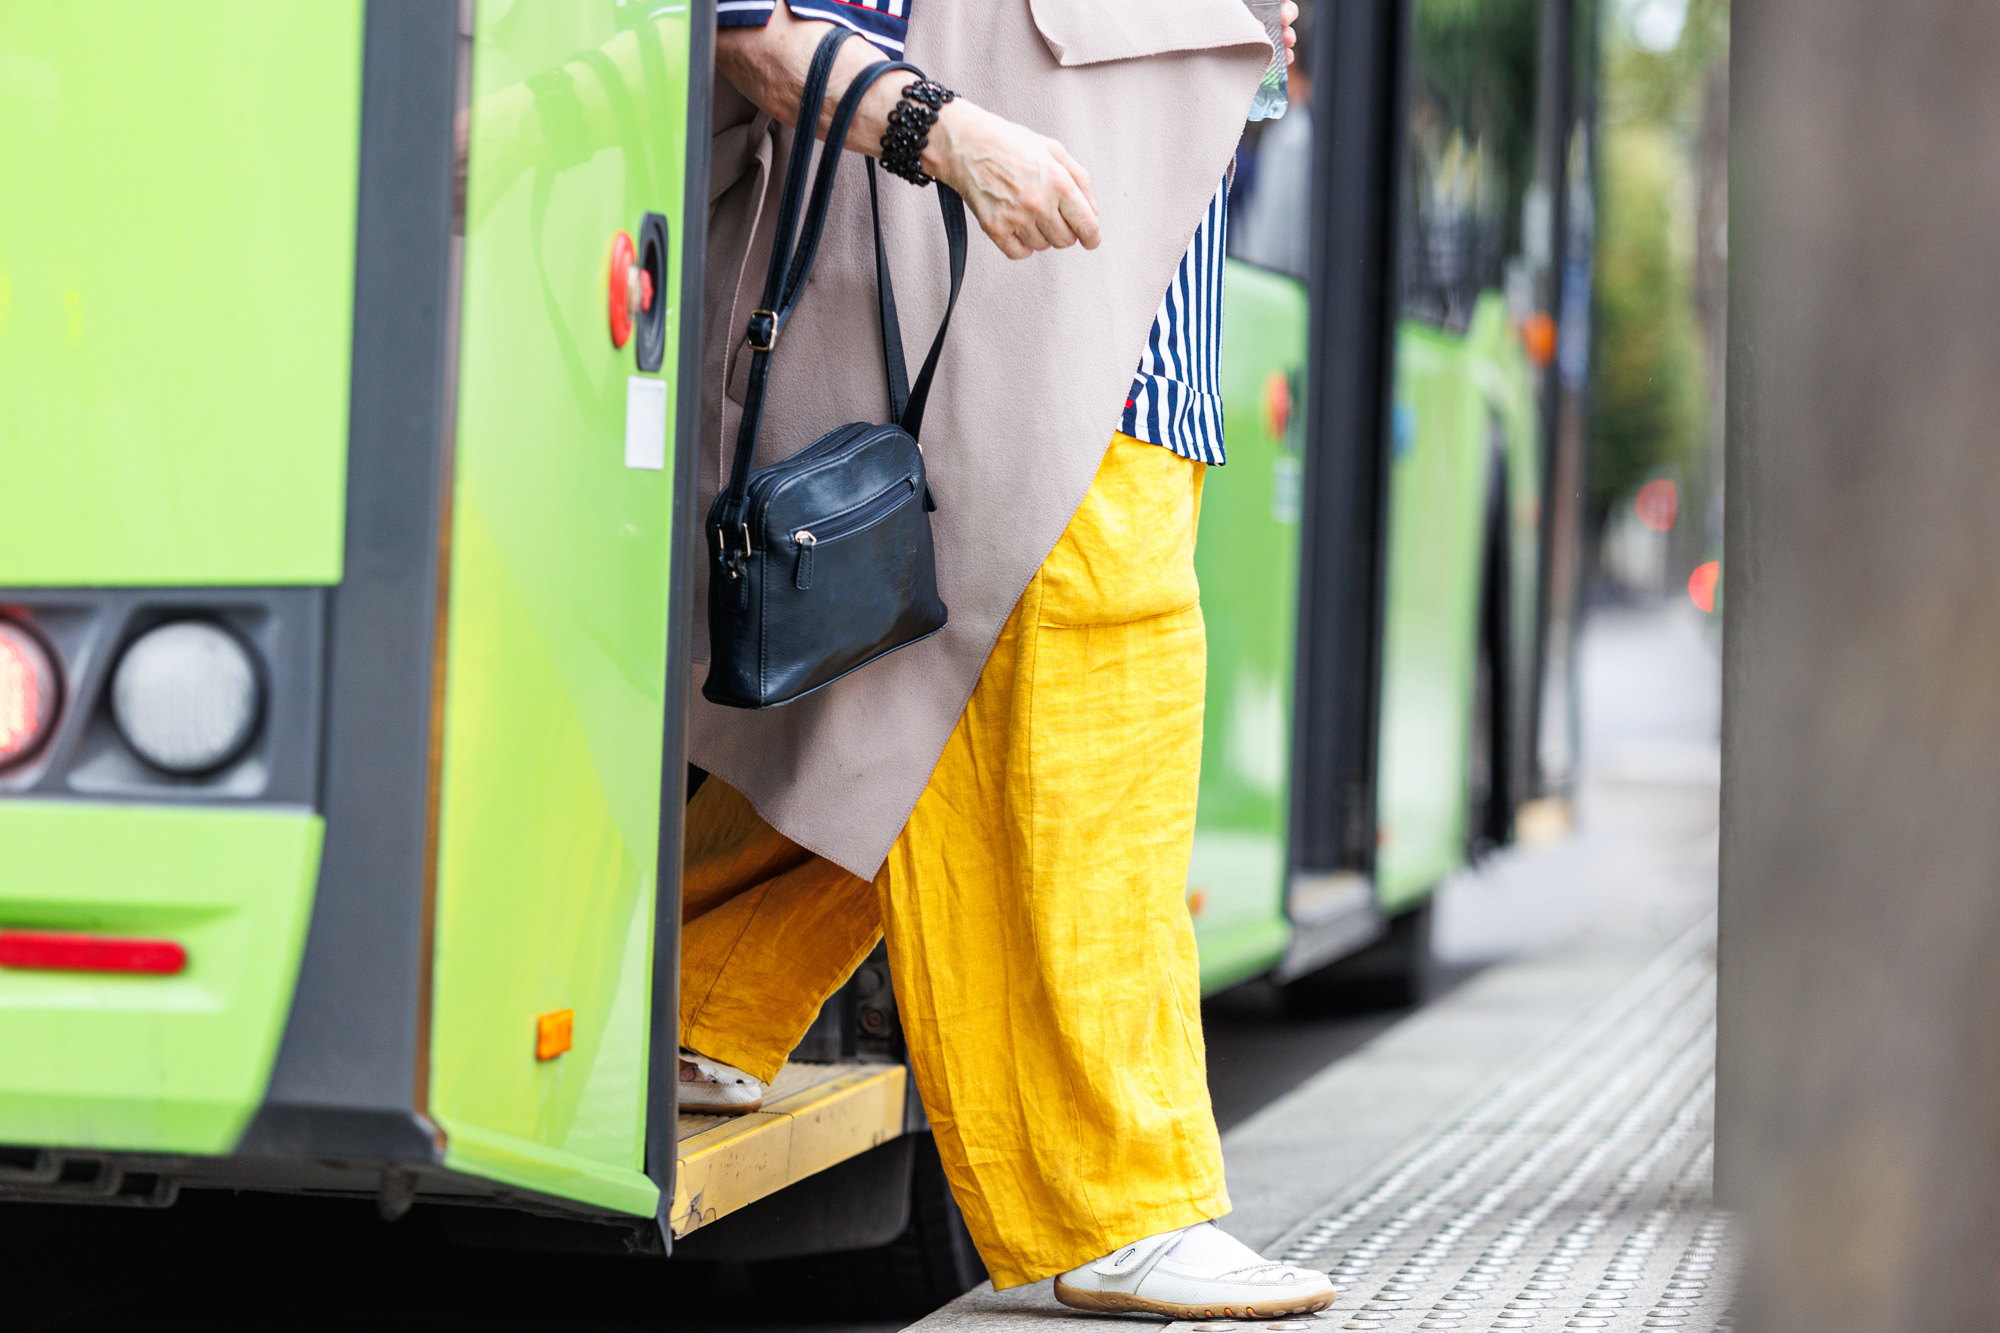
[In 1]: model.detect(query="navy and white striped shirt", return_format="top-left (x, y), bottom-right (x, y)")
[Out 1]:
top-left (724, 0), bottom-right (1229, 466)
top-left (1121, 180), bottom-right (1229, 465)
top-left (719, 0), bottom-right (912, 56)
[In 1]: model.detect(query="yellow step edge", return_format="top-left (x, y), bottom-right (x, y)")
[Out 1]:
top-left (671, 1061), bottom-right (906, 1238)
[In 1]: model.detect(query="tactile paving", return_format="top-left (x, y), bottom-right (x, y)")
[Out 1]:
top-left (1250, 922), bottom-right (1737, 1333)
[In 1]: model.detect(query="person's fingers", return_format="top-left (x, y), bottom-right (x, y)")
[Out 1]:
top-left (968, 199), bottom-right (1022, 257)
top-left (1052, 172), bottom-right (1102, 250)
top-left (1050, 141), bottom-right (1095, 205)
top-left (1035, 204), bottom-right (1081, 251)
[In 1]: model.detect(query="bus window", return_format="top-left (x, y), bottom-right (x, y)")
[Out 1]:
top-left (1399, 0), bottom-right (1544, 332)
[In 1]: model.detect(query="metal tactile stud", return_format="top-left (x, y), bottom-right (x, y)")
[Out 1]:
top-left (1193, 1324), bottom-right (1238, 1331)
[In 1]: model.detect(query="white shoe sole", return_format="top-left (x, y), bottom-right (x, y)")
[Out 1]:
top-left (1052, 1277), bottom-right (1337, 1319)
top-left (678, 1095), bottom-right (764, 1116)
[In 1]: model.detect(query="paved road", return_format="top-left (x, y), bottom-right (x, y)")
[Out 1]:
top-left (5, 600), bottom-right (1719, 1332)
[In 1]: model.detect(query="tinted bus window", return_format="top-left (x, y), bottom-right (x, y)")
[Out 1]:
top-left (1401, 0), bottom-right (1543, 331)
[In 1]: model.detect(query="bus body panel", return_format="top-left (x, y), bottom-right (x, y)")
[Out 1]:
top-left (425, 1), bottom-right (694, 1218)
top-left (1370, 0), bottom-right (1556, 913)
top-left (1190, 260), bottom-right (1308, 993)
top-left (0, 803), bottom-right (321, 1154)
top-left (1374, 295), bottom-right (1541, 911)
top-left (1374, 320), bottom-right (1491, 909)
top-left (0, 3), bottom-right (363, 587)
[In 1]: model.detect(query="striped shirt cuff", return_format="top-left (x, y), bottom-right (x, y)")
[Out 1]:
top-left (717, 0), bottom-right (910, 57)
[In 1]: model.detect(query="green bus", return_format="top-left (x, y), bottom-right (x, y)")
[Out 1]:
top-left (0, 0), bottom-right (1593, 1309)
top-left (1190, 0), bottom-right (1597, 1005)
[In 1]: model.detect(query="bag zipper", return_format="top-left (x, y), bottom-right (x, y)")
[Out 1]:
top-left (745, 423), bottom-right (873, 516)
top-left (793, 476), bottom-right (918, 590)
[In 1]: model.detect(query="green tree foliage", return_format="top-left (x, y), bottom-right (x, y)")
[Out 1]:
top-left (1588, 0), bottom-right (1726, 524)
top-left (1591, 122), bottom-right (1705, 515)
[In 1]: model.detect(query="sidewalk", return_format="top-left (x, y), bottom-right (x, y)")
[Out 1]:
top-left (908, 602), bottom-right (1728, 1333)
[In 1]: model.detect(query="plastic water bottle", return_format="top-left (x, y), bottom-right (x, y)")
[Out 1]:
top-left (1244, 0), bottom-right (1289, 121)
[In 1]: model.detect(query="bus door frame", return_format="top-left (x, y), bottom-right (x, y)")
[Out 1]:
top-left (1287, 0), bottom-right (1409, 893)
top-left (643, 0), bottom-right (715, 1255)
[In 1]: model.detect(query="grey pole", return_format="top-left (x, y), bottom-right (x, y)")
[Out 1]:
top-left (1716, 4), bottom-right (2000, 1329)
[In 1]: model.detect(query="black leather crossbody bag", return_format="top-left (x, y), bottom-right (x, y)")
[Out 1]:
top-left (704, 29), bottom-right (967, 710)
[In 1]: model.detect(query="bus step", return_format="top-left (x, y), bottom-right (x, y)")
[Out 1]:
top-left (0, 1150), bottom-right (180, 1208)
top-left (672, 1060), bottom-right (907, 1239)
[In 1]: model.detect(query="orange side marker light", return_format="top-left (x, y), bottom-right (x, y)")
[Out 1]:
top-left (1689, 560), bottom-right (1721, 614)
top-left (536, 1008), bottom-right (574, 1061)
top-left (1522, 311), bottom-right (1558, 368)
top-left (1264, 370), bottom-right (1292, 439)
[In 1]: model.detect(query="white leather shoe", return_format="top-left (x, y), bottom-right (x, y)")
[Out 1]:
top-left (1054, 1221), bottom-right (1336, 1319)
top-left (677, 1048), bottom-right (766, 1114)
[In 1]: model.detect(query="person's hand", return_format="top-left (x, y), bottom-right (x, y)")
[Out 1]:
top-left (924, 100), bottom-right (1101, 261)
top-left (1283, 0), bottom-right (1300, 65)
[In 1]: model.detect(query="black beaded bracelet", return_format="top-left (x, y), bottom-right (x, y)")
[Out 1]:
top-left (880, 78), bottom-right (956, 187)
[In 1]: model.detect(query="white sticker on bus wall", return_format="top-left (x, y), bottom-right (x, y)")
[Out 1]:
top-left (625, 375), bottom-right (668, 470)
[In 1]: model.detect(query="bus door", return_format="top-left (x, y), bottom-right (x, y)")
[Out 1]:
top-left (0, 0), bottom-right (704, 1236)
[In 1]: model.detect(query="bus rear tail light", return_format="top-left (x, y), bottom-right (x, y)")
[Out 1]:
top-left (0, 620), bottom-right (59, 771)
top-left (110, 621), bottom-right (263, 775)
top-left (0, 929), bottom-right (187, 976)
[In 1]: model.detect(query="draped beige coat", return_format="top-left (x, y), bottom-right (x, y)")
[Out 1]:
top-left (688, 0), bottom-right (1269, 878)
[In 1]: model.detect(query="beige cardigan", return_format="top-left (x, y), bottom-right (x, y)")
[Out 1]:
top-left (688, 0), bottom-right (1269, 878)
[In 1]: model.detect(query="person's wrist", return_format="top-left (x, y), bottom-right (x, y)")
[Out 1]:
top-left (920, 98), bottom-right (976, 192)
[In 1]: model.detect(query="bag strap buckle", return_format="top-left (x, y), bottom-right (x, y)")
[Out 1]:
top-left (746, 309), bottom-right (779, 353)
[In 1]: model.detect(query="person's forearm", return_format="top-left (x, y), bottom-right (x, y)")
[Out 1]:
top-left (715, 3), bottom-right (960, 178)
top-left (715, 4), bottom-right (1101, 258)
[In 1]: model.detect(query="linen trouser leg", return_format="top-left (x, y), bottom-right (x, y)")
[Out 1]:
top-left (679, 777), bottom-right (883, 1083)
top-left (675, 433), bottom-right (1226, 1288)
top-left (879, 433), bottom-right (1225, 1287)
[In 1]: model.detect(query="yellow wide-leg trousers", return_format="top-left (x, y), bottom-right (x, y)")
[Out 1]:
top-left (680, 434), bottom-right (1229, 1288)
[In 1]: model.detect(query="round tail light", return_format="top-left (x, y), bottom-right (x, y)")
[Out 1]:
top-left (0, 620), bottom-right (59, 771)
top-left (110, 621), bottom-right (263, 775)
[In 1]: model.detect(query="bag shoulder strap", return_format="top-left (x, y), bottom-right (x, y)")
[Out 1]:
top-left (716, 30), bottom-right (969, 539)
top-left (868, 160), bottom-right (967, 442)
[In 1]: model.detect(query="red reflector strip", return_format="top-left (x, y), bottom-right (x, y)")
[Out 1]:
top-left (0, 930), bottom-right (187, 976)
